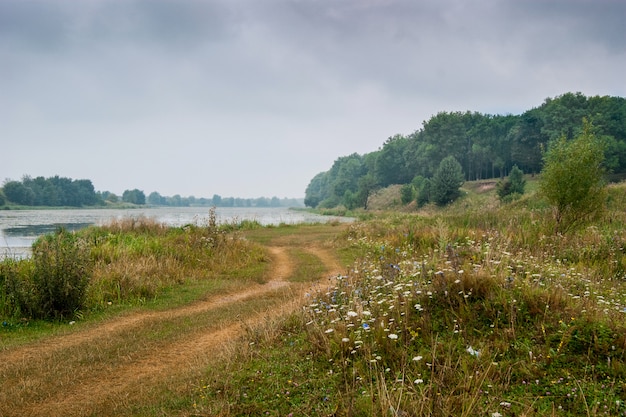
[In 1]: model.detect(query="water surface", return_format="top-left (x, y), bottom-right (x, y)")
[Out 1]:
top-left (0, 207), bottom-right (347, 259)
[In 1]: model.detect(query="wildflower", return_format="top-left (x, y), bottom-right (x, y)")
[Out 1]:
top-left (466, 346), bottom-right (480, 357)
top-left (414, 379), bottom-right (424, 384)
top-left (412, 356), bottom-right (423, 361)
top-left (347, 311), bottom-right (358, 317)
top-left (342, 338), bottom-right (350, 343)
top-left (324, 328), bottom-right (334, 334)
top-left (362, 323), bottom-right (370, 330)
top-left (388, 333), bottom-right (398, 340)
top-left (414, 303), bottom-right (423, 311)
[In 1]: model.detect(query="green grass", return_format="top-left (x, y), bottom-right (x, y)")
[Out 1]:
top-left (5, 179), bottom-right (626, 416)
top-left (184, 179), bottom-right (626, 416)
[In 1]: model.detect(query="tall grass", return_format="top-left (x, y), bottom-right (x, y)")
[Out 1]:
top-left (0, 210), bottom-right (267, 320)
top-left (193, 182), bottom-right (626, 416)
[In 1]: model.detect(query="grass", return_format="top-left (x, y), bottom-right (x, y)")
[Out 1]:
top-left (4, 179), bottom-right (626, 416)
top-left (188, 179), bottom-right (626, 416)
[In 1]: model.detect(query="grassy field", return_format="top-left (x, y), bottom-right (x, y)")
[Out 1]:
top-left (2, 179), bottom-right (626, 416)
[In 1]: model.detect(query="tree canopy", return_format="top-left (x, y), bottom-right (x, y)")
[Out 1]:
top-left (304, 92), bottom-right (626, 209)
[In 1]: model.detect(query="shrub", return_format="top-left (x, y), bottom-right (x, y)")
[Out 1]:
top-left (496, 165), bottom-right (526, 202)
top-left (30, 229), bottom-right (93, 319)
top-left (540, 119), bottom-right (606, 233)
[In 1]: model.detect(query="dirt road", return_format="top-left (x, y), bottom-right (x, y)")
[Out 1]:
top-left (0, 244), bottom-right (344, 417)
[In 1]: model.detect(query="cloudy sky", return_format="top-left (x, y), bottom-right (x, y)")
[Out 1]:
top-left (2, 0), bottom-right (625, 198)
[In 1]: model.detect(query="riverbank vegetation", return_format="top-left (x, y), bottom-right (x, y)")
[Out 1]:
top-left (0, 209), bottom-right (266, 321)
top-left (2, 157), bottom-right (626, 414)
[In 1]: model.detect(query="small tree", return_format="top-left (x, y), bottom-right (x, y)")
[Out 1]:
top-left (400, 183), bottom-right (415, 205)
top-left (539, 119), bottom-right (606, 233)
top-left (497, 165), bottom-right (526, 202)
top-left (431, 156), bottom-right (465, 206)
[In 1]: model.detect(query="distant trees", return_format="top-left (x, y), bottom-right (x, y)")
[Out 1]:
top-left (122, 189), bottom-right (146, 205)
top-left (540, 119), bottom-right (606, 233)
top-left (304, 92), bottom-right (626, 209)
top-left (1, 176), bottom-right (102, 207)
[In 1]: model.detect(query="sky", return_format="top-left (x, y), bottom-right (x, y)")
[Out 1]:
top-left (2, 0), bottom-right (625, 199)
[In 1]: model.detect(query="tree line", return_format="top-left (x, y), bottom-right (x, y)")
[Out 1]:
top-left (0, 177), bottom-right (302, 208)
top-left (304, 92), bottom-right (626, 208)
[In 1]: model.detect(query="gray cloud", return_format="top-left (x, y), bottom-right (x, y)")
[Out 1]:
top-left (1, 0), bottom-right (625, 197)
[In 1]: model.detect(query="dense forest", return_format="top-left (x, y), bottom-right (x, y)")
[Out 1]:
top-left (304, 92), bottom-right (626, 208)
top-left (0, 176), bottom-right (302, 208)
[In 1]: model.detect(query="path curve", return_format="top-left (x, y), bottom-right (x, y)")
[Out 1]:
top-left (0, 244), bottom-right (343, 417)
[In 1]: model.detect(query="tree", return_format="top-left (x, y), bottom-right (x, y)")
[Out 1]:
top-left (430, 156), bottom-right (465, 206)
top-left (400, 183), bottom-right (415, 205)
top-left (539, 119), bottom-right (606, 233)
top-left (374, 135), bottom-right (411, 186)
top-left (148, 191), bottom-right (166, 205)
top-left (496, 165), bottom-right (526, 202)
top-left (2, 180), bottom-right (35, 205)
top-left (122, 189), bottom-right (146, 205)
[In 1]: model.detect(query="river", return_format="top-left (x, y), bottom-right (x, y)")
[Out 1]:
top-left (0, 207), bottom-right (348, 259)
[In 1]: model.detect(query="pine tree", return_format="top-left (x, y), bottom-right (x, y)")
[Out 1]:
top-left (431, 156), bottom-right (465, 206)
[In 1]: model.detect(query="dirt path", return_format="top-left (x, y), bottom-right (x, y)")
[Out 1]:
top-left (0, 245), bottom-right (344, 417)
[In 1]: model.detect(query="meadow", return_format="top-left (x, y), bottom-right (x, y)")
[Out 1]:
top-left (193, 180), bottom-right (626, 416)
top-left (2, 180), bottom-right (626, 416)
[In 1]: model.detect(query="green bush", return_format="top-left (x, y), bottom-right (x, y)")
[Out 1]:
top-left (30, 229), bottom-right (93, 319)
top-left (497, 165), bottom-right (526, 202)
top-left (540, 119), bottom-right (606, 233)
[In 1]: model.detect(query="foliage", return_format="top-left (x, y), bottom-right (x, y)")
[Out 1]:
top-left (304, 92), bottom-right (626, 209)
top-left (400, 183), bottom-right (415, 205)
top-left (496, 164), bottom-right (526, 202)
top-left (430, 156), bottom-right (465, 205)
top-left (1, 175), bottom-right (101, 207)
top-left (122, 188), bottom-right (146, 205)
top-left (540, 119), bottom-right (607, 233)
top-left (30, 229), bottom-right (93, 319)
top-left (0, 210), bottom-right (267, 319)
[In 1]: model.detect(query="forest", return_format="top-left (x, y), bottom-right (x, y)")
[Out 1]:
top-left (304, 92), bottom-right (626, 209)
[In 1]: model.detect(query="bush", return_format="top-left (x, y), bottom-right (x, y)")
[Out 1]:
top-left (30, 229), bottom-right (93, 319)
top-left (497, 165), bottom-right (526, 202)
top-left (539, 119), bottom-right (606, 233)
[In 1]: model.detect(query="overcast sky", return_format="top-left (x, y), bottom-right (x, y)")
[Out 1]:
top-left (2, 0), bottom-right (625, 198)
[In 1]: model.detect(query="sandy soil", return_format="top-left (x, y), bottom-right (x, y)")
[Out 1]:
top-left (0, 245), bottom-right (343, 417)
